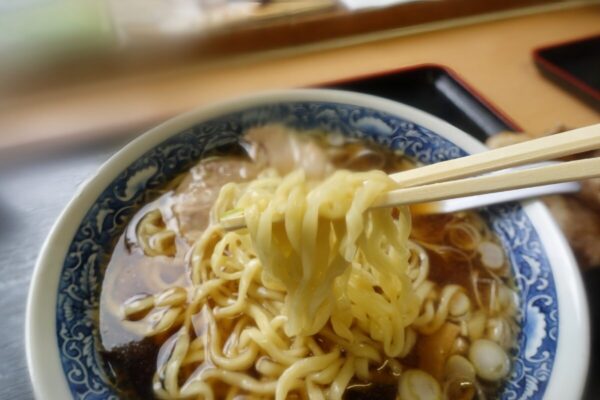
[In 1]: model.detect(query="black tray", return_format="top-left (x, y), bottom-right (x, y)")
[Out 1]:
top-left (534, 34), bottom-right (600, 110)
top-left (320, 63), bottom-right (597, 398)
top-left (323, 64), bottom-right (522, 141)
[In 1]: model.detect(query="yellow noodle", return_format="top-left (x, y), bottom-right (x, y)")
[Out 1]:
top-left (328, 356), bottom-right (355, 400)
top-left (308, 359), bottom-right (344, 385)
top-left (306, 380), bottom-right (326, 400)
top-left (228, 170), bottom-right (420, 356)
top-left (181, 369), bottom-right (278, 397)
top-left (256, 357), bottom-right (287, 378)
top-left (275, 350), bottom-right (340, 400)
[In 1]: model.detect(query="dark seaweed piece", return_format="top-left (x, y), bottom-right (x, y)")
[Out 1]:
top-left (101, 338), bottom-right (159, 399)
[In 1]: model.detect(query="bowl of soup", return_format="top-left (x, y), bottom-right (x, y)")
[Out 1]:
top-left (26, 89), bottom-right (589, 399)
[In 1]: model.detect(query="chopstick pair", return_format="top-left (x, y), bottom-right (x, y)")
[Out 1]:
top-left (222, 124), bottom-right (600, 230)
top-left (373, 125), bottom-right (600, 208)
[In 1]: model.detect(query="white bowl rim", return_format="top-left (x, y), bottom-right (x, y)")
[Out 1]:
top-left (25, 88), bottom-right (590, 399)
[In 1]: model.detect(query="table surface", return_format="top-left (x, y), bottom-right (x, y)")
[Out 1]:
top-left (1, 4), bottom-right (600, 400)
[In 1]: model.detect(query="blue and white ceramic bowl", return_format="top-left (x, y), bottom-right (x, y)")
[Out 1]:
top-left (26, 90), bottom-right (589, 399)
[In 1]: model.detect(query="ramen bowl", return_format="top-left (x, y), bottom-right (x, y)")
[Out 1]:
top-left (26, 89), bottom-right (589, 399)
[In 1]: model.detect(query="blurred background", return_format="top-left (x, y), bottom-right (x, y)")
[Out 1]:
top-left (2, 0), bottom-right (598, 154)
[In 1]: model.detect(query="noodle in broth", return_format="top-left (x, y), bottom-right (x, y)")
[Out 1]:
top-left (99, 125), bottom-right (519, 400)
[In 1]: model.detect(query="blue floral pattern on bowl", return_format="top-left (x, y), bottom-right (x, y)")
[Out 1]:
top-left (56, 102), bottom-right (558, 399)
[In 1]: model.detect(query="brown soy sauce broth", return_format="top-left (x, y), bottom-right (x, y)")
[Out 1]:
top-left (98, 128), bottom-right (519, 400)
top-left (99, 141), bottom-right (257, 398)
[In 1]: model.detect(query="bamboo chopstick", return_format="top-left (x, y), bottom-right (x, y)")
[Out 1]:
top-left (373, 157), bottom-right (600, 208)
top-left (389, 124), bottom-right (600, 187)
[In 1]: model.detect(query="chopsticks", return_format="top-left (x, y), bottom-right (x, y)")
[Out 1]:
top-left (221, 124), bottom-right (600, 230)
top-left (388, 124), bottom-right (600, 187)
top-left (372, 157), bottom-right (600, 208)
